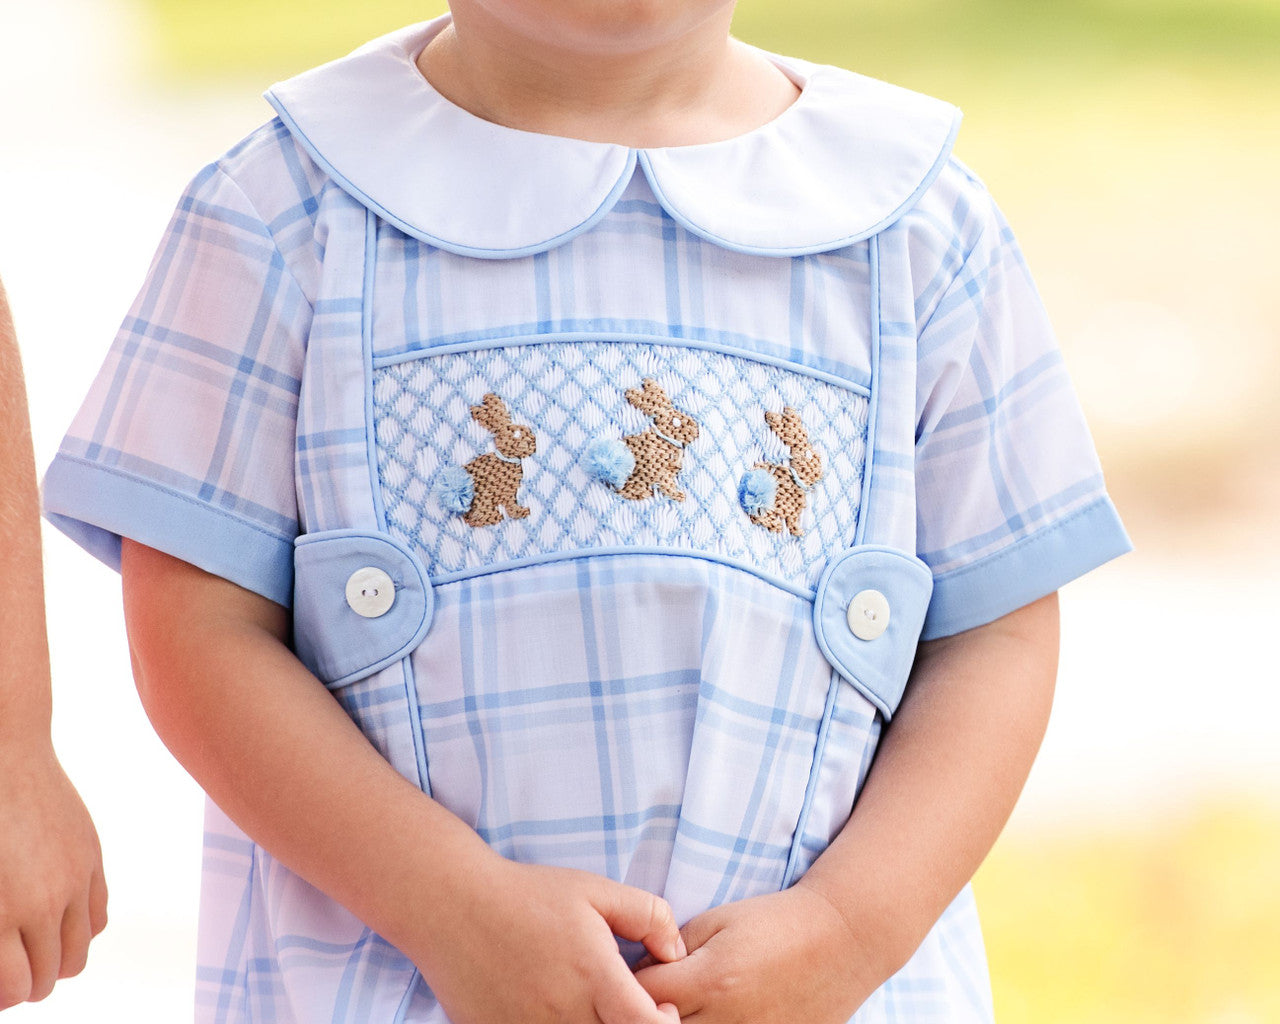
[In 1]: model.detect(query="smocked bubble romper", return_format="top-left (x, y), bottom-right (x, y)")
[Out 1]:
top-left (45, 15), bottom-right (1130, 1023)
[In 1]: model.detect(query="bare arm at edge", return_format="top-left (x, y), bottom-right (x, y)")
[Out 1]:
top-left (0, 278), bottom-right (108, 1011)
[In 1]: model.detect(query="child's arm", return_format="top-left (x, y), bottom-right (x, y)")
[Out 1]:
top-left (636, 592), bottom-right (1059, 1022)
top-left (120, 540), bottom-right (684, 1024)
top-left (0, 280), bottom-right (108, 1010)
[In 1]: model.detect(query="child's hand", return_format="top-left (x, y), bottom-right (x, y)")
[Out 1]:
top-left (0, 745), bottom-right (108, 1008)
top-left (633, 885), bottom-right (876, 1023)
top-left (415, 856), bottom-right (684, 1024)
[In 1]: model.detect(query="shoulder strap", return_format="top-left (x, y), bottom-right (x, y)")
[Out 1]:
top-left (855, 230), bottom-right (920, 553)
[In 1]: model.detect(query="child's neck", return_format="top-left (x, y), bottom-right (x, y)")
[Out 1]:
top-left (416, 8), bottom-right (801, 149)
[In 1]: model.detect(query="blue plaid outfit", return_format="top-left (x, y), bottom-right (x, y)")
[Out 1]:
top-left (44, 17), bottom-right (1129, 1023)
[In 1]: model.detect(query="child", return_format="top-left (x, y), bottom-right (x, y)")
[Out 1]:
top-left (0, 276), bottom-right (108, 1010)
top-left (43, 3), bottom-right (1130, 1021)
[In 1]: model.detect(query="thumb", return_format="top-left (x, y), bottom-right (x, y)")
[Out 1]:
top-left (594, 882), bottom-right (687, 964)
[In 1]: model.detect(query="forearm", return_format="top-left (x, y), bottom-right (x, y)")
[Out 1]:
top-left (0, 279), bottom-right (53, 748)
top-left (0, 278), bottom-right (107, 1008)
top-left (797, 592), bottom-right (1060, 981)
top-left (120, 540), bottom-right (497, 963)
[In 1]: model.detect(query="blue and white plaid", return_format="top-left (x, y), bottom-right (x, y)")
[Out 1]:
top-left (44, 91), bottom-right (1127, 1023)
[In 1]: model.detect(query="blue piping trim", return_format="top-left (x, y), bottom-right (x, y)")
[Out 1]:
top-left (361, 215), bottom-right (430, 793)
top-left (403, 648), bottom-right (430, 796)
top-left (392, 970), bottom-right (420, 1024)
top-left (43, 454), bottom-right (294, 607)
top-left (634, 113), bottom-right (962, 258)
top-left (266, 94), bottom-right (640, 261)
top-left (781, 668), bottom-right (842, 889)
top-left (855, 236), bottom-right (881, 546)
top-left (921, 496), bottom-right (1132, 640)
top-left (363, 211), bottom-right (389, 530)
top-left (429, 546), bottom-right (816, 601)
top-left (374, 321), bottom-right (869, 384)
top-left (373, 331), bottom-right (871, 396)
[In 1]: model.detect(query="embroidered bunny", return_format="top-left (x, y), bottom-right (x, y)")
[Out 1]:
top-left (437, 393), bottom-right (537, 528)
top-left (587, 378), bottom-right (700, 503)
top-left (739, 407), bottom-right (822, 537)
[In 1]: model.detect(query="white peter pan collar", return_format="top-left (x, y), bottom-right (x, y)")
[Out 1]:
top-left (265, 16), bottom-right (961, 259)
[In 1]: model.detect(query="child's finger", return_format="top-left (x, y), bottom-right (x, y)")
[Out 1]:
top-left (19, 921), bottom-right (60, 1002)
top-left (633, 905), bottom-right (724, 973)
top-left (671, 905), bottom-right (724, 955)
top-left (593, 957), bottom-right (684, 1024)
top-left (634, 956), bottom-right (706, 1017)
top-left (0, 932), bottom-right (33, 1009)
top-left (658, 1001), bottom-right (681, 1021)
top-left (593, 882), bottom-right (686, 963)
top-left (57, 901), bottom-right (92, 980)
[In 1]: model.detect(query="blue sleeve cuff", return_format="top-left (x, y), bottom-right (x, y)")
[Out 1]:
top-left (42, 454), bottom-right (296, 608)
top-left (921, 495), bottom-right (1131, 640)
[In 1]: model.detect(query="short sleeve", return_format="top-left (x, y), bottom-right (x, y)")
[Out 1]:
top-left (42, 162), bottom-right (312, 607)
top-left (912, 171), bottom-right (1130, 639)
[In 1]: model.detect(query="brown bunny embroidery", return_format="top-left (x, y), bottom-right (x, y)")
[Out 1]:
top-left (739, 407), bottom-right (822, 537)
top-left (586, 378), bottom-right (700, 503)
top-left (437, 393), bottom-right (537, 528)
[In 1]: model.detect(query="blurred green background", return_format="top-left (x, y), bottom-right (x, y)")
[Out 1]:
top-left (144, 0), bottom-right (1280, 87)
top-left (40, 2), bottom-right (1280, 1021)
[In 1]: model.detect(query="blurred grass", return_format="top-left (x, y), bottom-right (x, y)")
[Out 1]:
top-left (140, 0), bottom-right (1280, 96)
top-left (138, 0), bottom-right (443, 80)
top-left (975, 801), bottom-right (1280, 1024)
top-left (741, 0), bottom-right (1280, 95)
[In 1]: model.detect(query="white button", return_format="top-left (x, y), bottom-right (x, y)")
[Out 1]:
top-left (345, 567), bottom-right (395, 619)
top-left (847, 589), bottom-right (890, 641)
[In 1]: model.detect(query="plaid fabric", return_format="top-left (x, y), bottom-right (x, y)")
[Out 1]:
top-left (44, 109), bottom-right (1126, 1024)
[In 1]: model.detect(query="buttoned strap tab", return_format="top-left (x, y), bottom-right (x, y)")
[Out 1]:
top-left (812, 545), bottom-right (933, 719)
top-left (293, 530), bottom-right (434, 687)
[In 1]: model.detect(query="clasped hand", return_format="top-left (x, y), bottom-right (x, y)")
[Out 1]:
top-left (415, 859), bottom-right (683, 1024)
top-left (417, 854), bottom-right (873, 1024)
top-left (633, 884), bottom-right (876, 1023)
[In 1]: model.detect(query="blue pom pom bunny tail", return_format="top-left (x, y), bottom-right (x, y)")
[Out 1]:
top-left (738, 468), bottom-right (778, 517)
top-left (585, 436), bottom-right (635, 490)
top-left (434, 465), bottom-right (476, 514)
